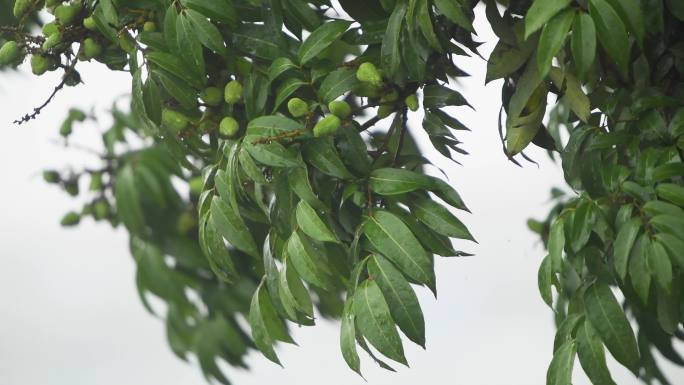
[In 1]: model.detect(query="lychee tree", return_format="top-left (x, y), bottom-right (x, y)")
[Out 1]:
top-left (2, 0), bottom-right (684, 384)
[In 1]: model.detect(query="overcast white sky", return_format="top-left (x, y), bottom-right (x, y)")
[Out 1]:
top-left (1, 6), bottom-right (682, 385)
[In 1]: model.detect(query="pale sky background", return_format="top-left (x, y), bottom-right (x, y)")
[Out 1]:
top-left (1, 5), bottom-right (682, 385)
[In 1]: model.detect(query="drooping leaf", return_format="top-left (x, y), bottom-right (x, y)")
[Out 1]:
top-left (298, 20), bottom-right (352, 65)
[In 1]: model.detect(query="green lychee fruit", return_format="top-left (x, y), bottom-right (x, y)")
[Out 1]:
top-left (82, 38), bottom-right (102, 59)
top-left (287, 97), bottom-right (309, 118)
top-left (0, 41), bottom-right (19, 66)
top-left (143, 21), bottom-right (156, 32)
top-left (328, 100), bottom-right (352, 119)
top-left (60, 211), bottom-right (81, 227)
top-left (13, 0), bottom-right (31, 18)
top-left (405, 94), bottom-right (419, 112)
top-left (377, 104), bottom-right (394, 118)
top-left (219, 116), bottom-right (239, 137)
top-left (42, 32), bottom-right (62, 51)
top-left (42, 22), bottom-right (60, 36)
top-left (162, 109), bottom-right (190, 132)
top-left (356, 62), bottom-right (382, 85)
top-left (31, 54), bottom-right (50, 75)
top-left (93, 200), bottom-right (110, 220)
top-left (224, 80), bottom-right (243, 104)
top-left (313, 115), bottom-right (341, 137)
top-left (188, 176), bottom-right (203, 198)
top-left (83, 16), bottom-right (97, 31)
top-left (201, 87), bottom-right (223, 106)
top-left (54, 4), bottom-right (80, 25)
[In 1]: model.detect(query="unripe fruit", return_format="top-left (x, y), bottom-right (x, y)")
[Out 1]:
top-left (328, 100), bottom-right (352, 119)
top-left (162, 109), bottom-right (189, 132)
top-left (405, 93), bottom-right (419, 112)
top-left (313, 115), bottom-right (341, 137)
top-left (93, 201), bottom-right (109, 220)
top-left (31, 54), bottom-right (50, 75)
top-left (43, 170), bottom-right (60, 184)
top-left (143, 21), bottom-right (156, 32)
top-left (42, 22), bottom-right (59, 36)
top-left (189, 176), bottom-right (203, 198)
top-left (64, 70), bottom-right (81, 86)
top-left (219, 116), bottom-right (239, 137)
top-left (82, 38), bottom-right (102, 59)
top-left (83, 16), bottom-right (97, 31)
top-left (89, 172), bottom-right (102, 191)
top-left (224, 80), bottom-right (243, 104)
top-left (60, 211), bottom-right (81, 227)
top-left (13, 0), bottom-right (31, 18)
top-left (201, 87), bottom-right (223, 106)
top-left (0, 41), bottom-right (19, 66)
top-left (287, 97), bottom-right (309, 118)
top-left (377, 104), bottom-right (394, 118)
top-left (54, 4), bottom-right (80, 25)
top-left (356, 62), bottom-right (382, 85)
top-left (42, 32), bottom-right (62, 51)
top-left (176, 211), bottom-right (196, 234)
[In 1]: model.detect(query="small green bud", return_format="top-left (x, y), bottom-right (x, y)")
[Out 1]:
top-left (377, 104), bottom-right (394, 118)
top-left (356, 62), bottom-right (382, 85)
top-left (42, 170), bottom-right (60, 184)
top-left (201, 86), bottom-right (223, 106)
top-left (287, 97), bottom-right (309, 118)
top-left (42, 32), bottom-right (62, 51)
top-left (82, 38), bottom-right (102, 60)
top-left (224, 80), bottom-right (243, 104)
top-left (54, 4), bottom-right (80, 25)
top-left (328, 100), bottom-right (352, 119)
top-left (93, 200), bottom-right (109, 220)
top-left (13, 0), bottom-right (31, 18)
top-left (31, 54), bottom-right (50, 75)
top-left (60, 211), bottom-right (81, 227)
top-left (143, 21), bottom-right (156, 32)
top-left (42, 22), bottom-right (60, 36)
top-left (83, 16), bottom-right (97, 31)
top-left (162, 109), bottom-right (189, 132)
top-left (189, 176), bottom-right (203, 198)
top-left (219, 116), bottom-right (239, 137)
top-left (405, 93), bottom-right (419, 112)
top-left (313, 115), bottom-right (341, 137)
top-left (0, 41), bottom-right (19, 66)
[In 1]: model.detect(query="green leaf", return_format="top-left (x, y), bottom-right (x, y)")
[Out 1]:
top-left (434, 0), bottom-right (474, 32)
top-left (537, 9), bottom-right (575, 78)
top-left (185, 9), bottom-right (226, 55)
top-left (287, 166), bottom-right (327, 211)
top-left (650, 214), bottom-right (684, 240)
top-left (286, 230), bottom-right (334, 290)
top-left (381, 2), bottom-right (407, 78)
top-left (200, 213), bottom-right (238, 283)
top-left (423, 84), bottom-right (470, 108)
top-left (604, 0), bottom-right (644, 47)
top-left (655, 233), bottom-right (684, 268)
top-left (298, 20), bottom-right (352, 65)
top-left (571, 12), bottom-right (597, 77)
top-left (318, 68), bottom-right (360, 103)
top-left (243, 139), bottom-right (300, 168)
top-left (340, 299), bottom-right (362, 375)
top-left (232, 23), bottom-right (283, 60)
top-left (302, 137), bottom-right (353, 179)
top-left (269, 57), bottom-right (298, 83)
top-left (546, 340), bottom-right (576, 385)
top-left (146, 51), bottom-right (205, 89)
top-left (667, 0), bottom-right (684, 21)
top-left (629, 234), bottom-right (652, 304)
top-left (613, 217), bottom-right (640, 280)
top-left (181, 0), bottom-right (237, 26)
top-left (363, 210), bottom-right (435, 293)
top-left (505, 58), bottom-right (546, 155)
top-left (353, 279), bottom-right (407, 365)
top-left (416, 0), bottom-right (442, 51)
top-left (411, 197), bottom-right (474, 241)
top-left (648, 240), bottom-right (673, 295)
top-left (524, 0), bottom-right (572, 39)
top-left (655, 183), bottom-right (684, 206)
top-left (279, 257), bottom-right (315, 320)
top-left (272, 77), bottom-right (307, 112)
top-left (486, 38), bottom-right (536, 84)
top-left (177, 12), bottom-right (206, 79)
top-left (538, 254), bottom-right (554, 309)
top-left (570, 200), bottom-right (597, 252)
top-left (430, 178), bottom-right (469, 212)
top-left (577, 320), bottom-right (617, 385)
top-left (584, 282), bottom-right (640, 374)
top-left (296, 200), bottom-right (338, 243)
top-left (210, 198), bottom-right (260, 258)
top-left (548, 217), bottom-right (565, 272)
top-left (589, 0), bottom-right (631, 75)
top-left (249, 280), bottom-right (293, 365)
top-left (368, 254), bottom-right (425, 348)
top-left (115, 165), bottom-right (145, 234)
top-left (369, 168), bottom-right (433, 195)
top-left (284, 0), bottom-right (322, 31)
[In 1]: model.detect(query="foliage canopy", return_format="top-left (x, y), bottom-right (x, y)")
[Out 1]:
top-left (2, 0), bottom-right (684, 383)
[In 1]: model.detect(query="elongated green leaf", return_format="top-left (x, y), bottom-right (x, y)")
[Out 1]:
top-left (286, 230), bottom-right (334, 290)
top-left (353, 279), bottom-right (407, 365)
top-left (381, 3), bottom-right (406, 78)
top-left (115, 165), bottom-right (145, 234)
top-left (423, 84), bottom-right (470, 108)
top-left (272, 77), bottom-right (307, 112)
top-left (363, 210), bottom-right (435, 292)
top-left (340, 299), bottom-right (362, 375)
top-left (577, 320), bottom-right (617, 385)
top-left (629, 234), bottom-right (651, 304)
top-left (369, 168), bottom-right (433, 195)
top-left (525, 0), bottom-right (572, 39)
top-left (548, 217), bottom-right (565, 272)
top-left (538, 255), bottom-right (554, 309)
top-left (177, 13), bottom-right (206, 79)
top-left (200, 213), bottom-right (238, 283)
top-left (589, 0), bottom-right (630, 75)
top-left (613, 217), bottom-right (640, 280)
top-left (318, 68), bottom-right (360, 103)
top-left (185, 10), bottom-right (226, 55)
top-left (296, 200), bottom-right (338, 243)
top-left (279, 257), bottom-right (314, 320)
top-left (570, 200), bottom-right (597, 252)
top-left (210, 198), bottom-right (259, 258)
top-left (269, 57), bottom-right (298, 83)
top-left (181, 0), bottom-right (237, 26)
top-left (584, 282), bottom-right (640, 374)
top-left (655, 233), bottom-right (684, 268)
top-left (648, 240), bottom-right (673, 294)
top-left (537, 9), bottom-right (575, 78)
top-left (288, 166), bottom-right (327, 211)
top-left (302, 137), bottom-right (353, 179)
top-left (650, 214), bottom-right (684, 241)
top-left (571, 12), bottom-right (597, 77)
top-left (249, 280), bottom-right (291, 365)
top-left (604, 0), bottom-right (644, 46)
top-left (368, 254), bottom-right (425, 347)
top-left (298, 20), bottom-right (352, 65)
top-left (434, 0), bottom-right (474, 32)
top-left (546, 340), bottom-right (576, 385)
top-left (656, 183), bottom-right (684, 206)
top-left (411, 197), bottom-right (474, 241)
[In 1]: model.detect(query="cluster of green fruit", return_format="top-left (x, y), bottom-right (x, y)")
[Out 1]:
top-left (44, 168), bottom-right (113, 226)
top-left (285, 62), bottom-right (419, 138)
top-left (162, 80), bottom-right (244, 138)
